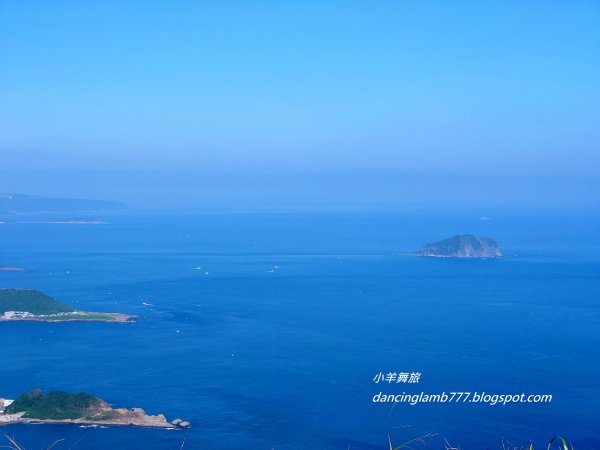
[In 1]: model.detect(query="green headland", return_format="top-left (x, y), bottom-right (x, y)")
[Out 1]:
top-left (1, 389), bottom-right (189, 428)
top-left (0, 289), bottom-right (74, 315)
top-left (0, 288), bottom-right (136, 322)
top-left (5, 390), bottom-right (103, 420)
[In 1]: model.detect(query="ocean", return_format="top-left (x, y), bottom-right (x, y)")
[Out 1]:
top-left (1, 211), bottom-right (599, 449)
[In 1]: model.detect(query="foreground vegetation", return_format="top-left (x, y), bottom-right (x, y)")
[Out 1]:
top-left (388, 433), bottom-right (576, 450)
top-left (0, 433), bottom-right (576, 450)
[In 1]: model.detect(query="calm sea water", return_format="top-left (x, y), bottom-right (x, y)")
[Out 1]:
top-left (0, 212), bottom-right (599, 449)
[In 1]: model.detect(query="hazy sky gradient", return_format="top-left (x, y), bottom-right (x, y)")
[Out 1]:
top-left (1, 1), bottom-right (598, 210)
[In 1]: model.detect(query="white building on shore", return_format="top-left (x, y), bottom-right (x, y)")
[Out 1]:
top-left (1, 311), bottom-right (34, 320)
top-left (0, 398), bottom-right (14, 413)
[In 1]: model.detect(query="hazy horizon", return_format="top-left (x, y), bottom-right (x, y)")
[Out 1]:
top-left (1, 2), bottom-right (598, 212)
top-left (1, 169), bottom-right (598, 214)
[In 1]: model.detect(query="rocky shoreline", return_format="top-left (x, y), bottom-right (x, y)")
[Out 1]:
top-left (0, 413), bottom-right (189, 430)
top-left (1, 394), bottom-right (189, 430)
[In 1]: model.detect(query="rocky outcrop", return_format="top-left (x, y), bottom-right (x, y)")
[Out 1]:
top-left (414, 234), bottom-right (501, 258)
top-left (171, 418), bottom-right (190, 428)
top-left (0, 390), bottom-right (189, 429)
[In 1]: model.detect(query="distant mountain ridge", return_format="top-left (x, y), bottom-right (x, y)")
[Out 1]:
top-left (414, 234), bottom-right (501, 258)
top-left (0, 193), bottom-right (125, 214)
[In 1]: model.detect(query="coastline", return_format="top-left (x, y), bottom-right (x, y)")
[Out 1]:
top-left (0, 392), bottom-right (190, 431)
top-left (0, 414), bottom-right (176, 429)
top-left (0, 312), bottom-right (137, 323)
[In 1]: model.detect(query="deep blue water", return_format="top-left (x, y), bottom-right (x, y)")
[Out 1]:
top-left (1, 212), bottom-right (599, 449)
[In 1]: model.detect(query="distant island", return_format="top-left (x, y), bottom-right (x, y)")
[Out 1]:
top-left (0, 389), bottom-right (189, 429)
top-left (36, 219), bottom-right (105, 224)
top-left (11, 219), bottom-right (106, 225)
top-left (0, 193), bottom-right (126, 215)
top-left (413, 234), bottom-right (502, 258)
top-left (0, 267), bottom-right (27, 272)
top-left (0, 289), bottom-right (136, 322)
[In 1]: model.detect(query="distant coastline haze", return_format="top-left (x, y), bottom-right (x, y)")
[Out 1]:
top-left (1, 2), bottom-right (598, 212)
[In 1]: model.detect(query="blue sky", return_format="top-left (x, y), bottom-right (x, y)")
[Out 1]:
top-left (0, 1), bottom-right (598, 210)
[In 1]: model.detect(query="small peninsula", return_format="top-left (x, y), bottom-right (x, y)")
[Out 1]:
top-left (0, 389), bottom-right (189, 429)
top-left (414, 234), bottom-right (501, 258)
top-left (0, 289), bottom-right (136, 322)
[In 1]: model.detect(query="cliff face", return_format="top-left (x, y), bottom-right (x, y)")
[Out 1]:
top-left (414, 234), bottom-right (501, 258)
